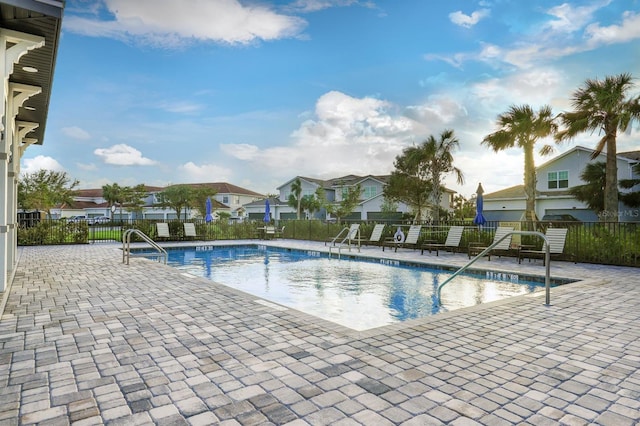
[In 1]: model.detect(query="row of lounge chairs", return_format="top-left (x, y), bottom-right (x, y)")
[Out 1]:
top-left (156, 222), bottom-right (200, 240)
top-left (327, 223), bottom-right (570, 264)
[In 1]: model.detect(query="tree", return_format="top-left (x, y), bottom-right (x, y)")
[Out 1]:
top-left (191, 187), bottom-right (217, 218)
top-left (102, 183), bottom-right (148, 219)
top-left (420, 129), bottom-right (465, 222)
top-left (327, 184), bottom-right (362, 223)
top-left (156, 185), bottom-right (194, 220)
top-left (18, 170), bottom-right (79, 217)
top-left (452, 194), bottom-right (475, 220)
top-left (385, 129), bottom-right (463, 222)
top-left (556, 73), bottom-right (640, 222)
top-left (483, 104), bottom-right (558, 222)
top-left (287, 178), bottom-right (303, 220)
top-left (571, 162), bottom-right (640, 218)
top-left (300, 194), bottom-right (321, 219)
top-left (569, 162), bottom-right (606, 215)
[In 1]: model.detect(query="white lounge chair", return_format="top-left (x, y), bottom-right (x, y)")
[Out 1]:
top-left (421, 226), bottom-right (464, 255)
top-left (156, 222), bottom-right (170, 240)
top-left (519, 228), bottom-right (569, 265)
top-left (383, 225), bottom-right (422, 252)
top-left (183, 222), bottom-right (200, 240)
top-left (468, 226), bottom-right (514, 260)
top-left (355, 224), bottom-right (386, 246)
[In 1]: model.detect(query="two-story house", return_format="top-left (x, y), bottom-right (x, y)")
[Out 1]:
top-left (482, 146), bottom-right (640, 222)
top-left (244, 174), bottom-right (455, 221)
top-left (54, 182), bottom-right (263, 221)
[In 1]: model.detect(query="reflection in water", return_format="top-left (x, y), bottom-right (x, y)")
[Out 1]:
top-left (165, 247), bottom-right (547, 331)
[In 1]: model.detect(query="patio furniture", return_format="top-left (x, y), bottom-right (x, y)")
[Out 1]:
top-left (421, 226), bottom-right (464, 255)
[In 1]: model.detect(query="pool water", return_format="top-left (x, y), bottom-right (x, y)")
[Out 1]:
top-left (157, 245), bottom-right (558, 331)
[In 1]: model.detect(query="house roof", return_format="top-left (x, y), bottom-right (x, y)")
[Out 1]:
top-left (619, 150), bottom-right (640, 162)
top-left (169, 182), bottom-right (264, 197)
top-left (484, 185), bottom-right (525, 200)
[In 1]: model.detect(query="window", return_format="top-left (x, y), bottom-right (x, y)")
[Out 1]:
top-left (222, 195), bottom-right (229, 204)
top-left (362, 186), bottom-right (377, 199)
top-left (234, 196), bottom-right (240, 204)
top-left (548, 171), bottom-right (568, 189)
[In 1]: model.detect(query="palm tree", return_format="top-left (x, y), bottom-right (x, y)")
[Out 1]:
top-left (569, 162), bottom-right (606, 215)
top-left (288, 178), bottom-right (303, 220)
top-left (405, 129), bottom-right (464, 222)
top-left (556, 73), bottom-right (640, 222)
top-left (482, 104), bottom-right (558, 222)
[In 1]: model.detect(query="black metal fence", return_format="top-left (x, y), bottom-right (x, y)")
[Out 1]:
top-left (16, 218), bottom-right (640, 267)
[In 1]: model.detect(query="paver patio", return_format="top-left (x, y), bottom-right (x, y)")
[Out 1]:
top-left (0, 240), bottom-right (638, 425)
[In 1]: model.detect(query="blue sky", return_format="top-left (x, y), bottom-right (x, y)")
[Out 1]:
top-left (21, 0), bottom-right (640, 198)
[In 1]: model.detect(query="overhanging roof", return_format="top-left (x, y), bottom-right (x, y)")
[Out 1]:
top-left (1, 0), bottom-right (64, 145)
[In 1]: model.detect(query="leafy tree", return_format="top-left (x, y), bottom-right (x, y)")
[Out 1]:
top-left (556, 73), bottom-right (640, 222)
top-left (452, 194), bottom-right (475, 220)
top-left (619, 163), bottom-right (640, 208)
top-left (571, 162), bottom-right (640, 217)
top-left (380, 197), bottom-right (399, 219)
top-left (287, 178), bottom-right (303, 219)
top-left (569, 162), bottom-right (606, 215)
top-left (384, 169), bottom-right (432, 221)
top-left (102, 183), bottom-right (148, 219)
top-left (18, 170), bottom-right (79, 217)
top-left (326, 184), bottom-right (362, 224)
top-left (483, 104), bottom-right (558, 222)
top-left (191, 187), bottom-right (218, 218)
top-left (156, 185), bottom-right (194, 220)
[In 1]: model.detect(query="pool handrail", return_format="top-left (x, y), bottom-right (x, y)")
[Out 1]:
top-left (122, 228), bottom-right (167, 265)
top-left (437, 230), bottom-right (550, 306)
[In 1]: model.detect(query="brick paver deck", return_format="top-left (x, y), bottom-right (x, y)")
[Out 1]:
top-left (0, 240), bottom-right (638, 425)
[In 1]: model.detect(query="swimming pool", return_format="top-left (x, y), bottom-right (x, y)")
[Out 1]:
top-left (144, 245), bottom-right (571, 331)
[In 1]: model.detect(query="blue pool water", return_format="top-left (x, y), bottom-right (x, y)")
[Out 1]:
top-left (148, 245), bottom-right (568, 331)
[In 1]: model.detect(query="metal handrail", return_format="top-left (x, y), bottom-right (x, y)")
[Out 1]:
top-left (329, 229), bottom-right (361, 258)
top-left (122, 229), bottom-right (167, 265)
top-left (437, 230), bottom-right (551, 305)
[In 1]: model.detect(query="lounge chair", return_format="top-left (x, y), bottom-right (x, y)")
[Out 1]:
top-left (421, 226), bottom-right (464, 255)
top-left (355, 224), bottom-right (385, 246)
top-left (468, 226), bottom-right (514, 260)
top-left (156, 222), bottom-right (170, 240)
top-left (183, 222), bottom-right (200, 240)
top-left (383, 225), bottom-right (422, 252)
top-left (518, 228), bottom-right (569, 265)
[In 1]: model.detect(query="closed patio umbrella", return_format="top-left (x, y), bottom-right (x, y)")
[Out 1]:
top-left (264, 199), bottom-right (271, 223)
top-left (205, 197), bottom-right (213, 223)
top-left (472, 183), bottom-right (487, 226)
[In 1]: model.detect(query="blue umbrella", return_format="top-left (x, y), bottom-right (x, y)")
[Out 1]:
top-left (264, 199), bottom-right (271, 223)
top-left (472, 183), bottom-right (487, 226)
top-left (205, 197), bottom-right (213, 223)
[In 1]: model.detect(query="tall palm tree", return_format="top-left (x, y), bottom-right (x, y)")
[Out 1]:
top-left (556, 73), bottom-right (640, 222)
top-left (288, 178), bottom-right (303, 220)
top-left (421, 129), bottom-right (464, 222)
top-left (482, 104), bottom-right (558, 222)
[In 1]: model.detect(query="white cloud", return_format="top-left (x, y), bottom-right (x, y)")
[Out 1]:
top-left (21, 155), bottom-right (65, 175)
top-left (61, 126), bottom-right (91, 140)
top-left (94, 144), bottom-right (157, 165)
top-left (220, 143), bottom-right (260, 160)
top-left (179, 162), bottom-right (232, 181)
top-left (287, 0), bottom-right (365, 13)
top-left (221, 91), bottom-right (419, 180)
top-left (64, 0), bottom-right (307, 47)
top-left (449, 9), bottom-right (490, 28)
top-left (77, 162), bottom-right (98, 171)
top-left (585, 11), bottom-right (640, 46)
top-left (544, 1), bottom-right (611, 33)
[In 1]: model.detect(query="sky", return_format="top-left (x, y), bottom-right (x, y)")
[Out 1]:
top-left (21, 0), bottom-right (640, 198)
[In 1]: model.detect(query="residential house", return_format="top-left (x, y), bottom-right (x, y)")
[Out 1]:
top-left (55, 182), bottom-right (262, 221)
top-left (483, 146), bottom-right (640, 222)
top-left (244, 174), bottom-right (455, 221)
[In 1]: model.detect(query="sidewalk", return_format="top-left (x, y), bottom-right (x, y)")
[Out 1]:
top-left (0, 241), bottom-right (638, 425)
